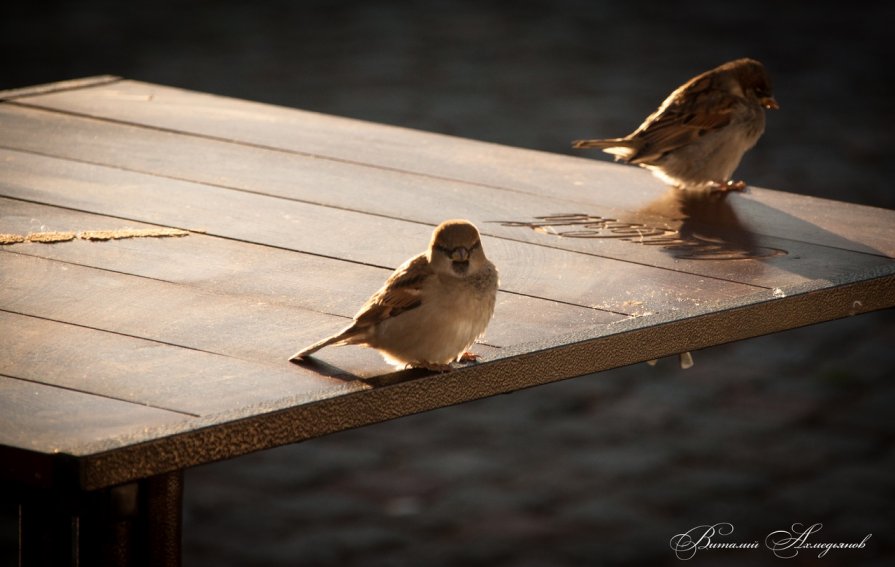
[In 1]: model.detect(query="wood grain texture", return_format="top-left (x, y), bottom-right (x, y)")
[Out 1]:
top-left (2, 104), bottom-right (891, 275)
top-left (8, 81), bottom-right (894, 257)
top-left (0, 148), bottom-right (764, 316)
top-left (70, 265), bottom-right (895, 489)
top-left (0, 375), bottom-right (190, 455)
top-left (0, 310), bottom-right (363, 420)
top-left (0, 198), bottom-right (620, 350)
top-left (1, 78), bottom-right (893, 492)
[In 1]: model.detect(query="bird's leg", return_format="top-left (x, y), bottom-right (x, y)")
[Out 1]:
top-left (709, 179), bottom-right (748, 193)
top-left (458, 351), bottom-right (480, 364)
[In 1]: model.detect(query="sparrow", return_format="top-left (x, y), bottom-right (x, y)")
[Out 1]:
top-left (290, 220), bottom-right (499, 371)
top-left (572, 58), bottom-right (779, 191)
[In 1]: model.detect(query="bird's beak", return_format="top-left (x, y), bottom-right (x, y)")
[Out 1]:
top-left (450, 248), bottom-right (470, 262)
top-left (760, 96), bottom-right (780, 110)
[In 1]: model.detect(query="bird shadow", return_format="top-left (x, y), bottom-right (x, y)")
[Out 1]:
top-left (631, 187), bottom-right (784, 261)
top-left (495, 184), bottom-right (891, 286)
top-left (290, 353), bottom-right (447, 387)
top-left (628, 186), bottom-right (893, 285)
top-left (288, 356), bottom-right (362, 382)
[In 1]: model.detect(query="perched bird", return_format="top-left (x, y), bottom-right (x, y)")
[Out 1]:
top-left (290, 220), bottom-right (499, 371)
top-left (572, 58), bottom-right (779, 191)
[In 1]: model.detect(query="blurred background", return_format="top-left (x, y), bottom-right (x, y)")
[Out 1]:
top-left (2, 1), bottom-right (893, 565)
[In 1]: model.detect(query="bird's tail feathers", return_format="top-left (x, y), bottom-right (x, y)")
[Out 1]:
top-left (571, 138), bottom-right (636, 160)
top-left (289, 325), bottom-right (359, 362)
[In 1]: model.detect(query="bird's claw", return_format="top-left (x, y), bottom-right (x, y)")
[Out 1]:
top-left (458, 351), bottom-right (480, 364)
top-left (710, 179), bottom-right (748, 193)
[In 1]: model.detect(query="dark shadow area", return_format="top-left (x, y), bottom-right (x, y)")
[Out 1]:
top-left (288, 356), bottom-right (365, 383)
top-left (634, 188), bottom-right (775, 260)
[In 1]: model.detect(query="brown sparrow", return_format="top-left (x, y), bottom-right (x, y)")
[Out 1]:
top-left (290, 220), bottom-right (499, 371)
top-left (572, 58), bottom-right (779, 191)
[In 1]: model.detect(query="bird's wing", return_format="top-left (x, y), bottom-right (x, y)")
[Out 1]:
top-left (626, 73), bottom-right (740, 164)
top-left (352, 253), bottom-right (431, 328)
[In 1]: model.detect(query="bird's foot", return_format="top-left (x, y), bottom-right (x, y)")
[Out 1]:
top-left (406, 361), bottom-right (453, 372)
top-left (458, 351), bottom-right (480, 364)
top-left (710, 179), bottom-right (748, 193)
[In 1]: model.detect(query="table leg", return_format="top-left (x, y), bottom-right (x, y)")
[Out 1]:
top-left (144, 470), bottom-right (184, 566)
top-left (19, 470), bottom-right (183, 567)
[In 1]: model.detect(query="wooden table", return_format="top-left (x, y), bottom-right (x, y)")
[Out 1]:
top-left (1, 76), bottom-right (893, 565)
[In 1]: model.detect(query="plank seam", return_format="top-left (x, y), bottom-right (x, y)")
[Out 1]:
top-left (0, 307), bottom-right (246, 365)
top-left (0, 372), bottom-right (200, 417)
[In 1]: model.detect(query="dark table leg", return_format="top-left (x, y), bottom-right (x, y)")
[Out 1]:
top-left (19, 470), bottom-right (183, 567)
top-left (144, 471), bottom-right (184, 566)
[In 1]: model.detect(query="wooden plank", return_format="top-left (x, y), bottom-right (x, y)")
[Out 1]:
top-left (0, 375), bottom-right (190, 455)
top-left (0, 310), bottom-right (364, 427)
top-left (8, 81), bottom-right (895, 257)
top-left (0, 103), bottom-right (890, 286)
top-left (0, 197), bottom-right (622, 349)
top-left (0, 149), bottom-right (763, 315)
top-left (0, 247), bottom-right (315, 363)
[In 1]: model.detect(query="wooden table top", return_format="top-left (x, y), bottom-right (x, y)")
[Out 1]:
top-left (2, 76), bottom-right (894, 492)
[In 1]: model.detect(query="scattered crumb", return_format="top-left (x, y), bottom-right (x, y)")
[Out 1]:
top-left (26, 231), bottom-right (77, 243)
top-left (0, 227), bottom-right (192, 245)
top-left (0, 233), bottom-right (26, 245)
top-left (80, 228), bottom-right (190, 241)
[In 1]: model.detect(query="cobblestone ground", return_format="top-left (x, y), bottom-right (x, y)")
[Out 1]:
top-left (2, 1), bottom-right (893, 565)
